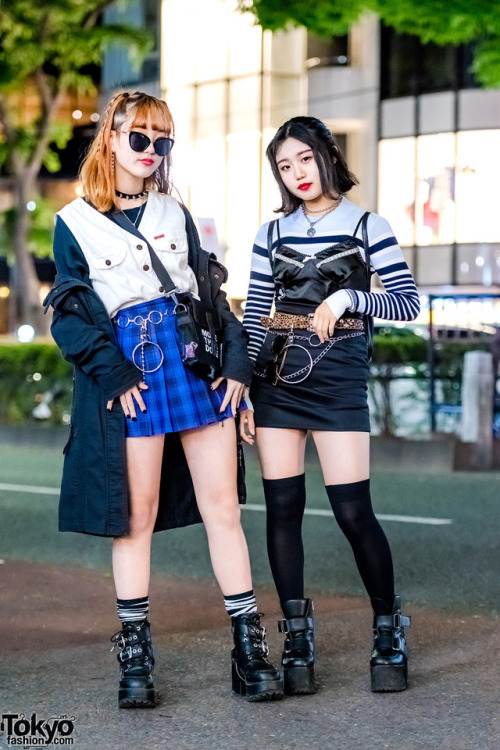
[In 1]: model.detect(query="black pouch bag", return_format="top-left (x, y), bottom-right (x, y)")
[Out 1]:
top-left (174, 295), bottom-right (222, 381)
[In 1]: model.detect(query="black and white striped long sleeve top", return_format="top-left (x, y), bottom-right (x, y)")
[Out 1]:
top-left (242, 198), bottom-right (420, 360)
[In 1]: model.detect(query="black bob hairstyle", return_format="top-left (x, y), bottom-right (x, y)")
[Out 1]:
top-left (266, 116), bottom-right (358, 216)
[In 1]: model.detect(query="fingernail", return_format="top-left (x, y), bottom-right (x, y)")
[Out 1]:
top-left (126, 414), bottom-right (131, 419)
top-left (132, 417), bottom-right (137, 422)
top-left (142, 409), bottom-right (147, 414)
top-left (106, 407), bottom-right (111, 412)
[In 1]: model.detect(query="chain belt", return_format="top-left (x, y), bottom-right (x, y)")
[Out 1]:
top-left (255, 329), bottom-right (364, 385)
top-left (260, 311), bottom-right (364, 332)
top-left (114, 308), bottom-right (170, 376)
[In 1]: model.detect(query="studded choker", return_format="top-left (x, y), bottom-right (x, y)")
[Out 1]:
top-left (115, 189), bottom-right (148, 200)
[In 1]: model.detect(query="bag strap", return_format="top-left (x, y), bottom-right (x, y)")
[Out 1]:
top-left (266, 219), bottom-right (278, 264)
top-left (355, 210), bottom-right (374, 359)
top-left (110, 209), bottom-right (178, 296)
top-left (361, 211), bottom-right (371, 287)
top-left (352, 210), bottom-right (371, 286)
top-left (353, 211), bottom-right (368, 238)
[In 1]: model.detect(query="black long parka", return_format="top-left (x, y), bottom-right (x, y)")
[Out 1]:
top-left (44, 204), bottom-right (252, 537)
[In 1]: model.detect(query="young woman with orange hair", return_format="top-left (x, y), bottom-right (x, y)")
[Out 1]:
top-left (45, 91), bottom-right (283, 707)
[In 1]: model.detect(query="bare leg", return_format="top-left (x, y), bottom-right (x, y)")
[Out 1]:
top-left (255, 427), bottom-right (307, 479)
top-left (112, 434), bottom-right (165, 599)
top-left (180, 418), bottom-right (252, 595)
top-left (311, 430), bottom-right (370, 485)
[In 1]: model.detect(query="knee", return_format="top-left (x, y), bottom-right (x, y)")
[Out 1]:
top-left (326, 479), bottom-right (374, 535)
top-left (201, 490), bottom-right (242, 531)
top-left (263, 474), bottom-right (306, 518)
top-left (332, 502), bottom-right (367, 533)
top-left (128, 501), bottom-right (158, 538)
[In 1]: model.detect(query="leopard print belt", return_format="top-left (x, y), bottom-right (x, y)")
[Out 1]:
top-left (260, 311), bottom-right (364, 332)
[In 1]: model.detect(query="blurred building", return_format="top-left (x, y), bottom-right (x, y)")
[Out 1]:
top-left (102, 0), bottom-right (162, 97)
top-left (3, 0), bottom-right (499, 335)
top-left (158, 0), bottom-right (500, 331)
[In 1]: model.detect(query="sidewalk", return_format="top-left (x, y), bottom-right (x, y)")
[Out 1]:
top-left (1, 560), bottom-right (498, 750)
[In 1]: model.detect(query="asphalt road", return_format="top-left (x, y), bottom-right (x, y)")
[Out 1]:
top-left (0, 427), bottom-right (499, 750)
top-left (0, 428), bottom-right (497, 614)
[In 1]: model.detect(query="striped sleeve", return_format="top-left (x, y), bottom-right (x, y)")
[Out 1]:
top-left (242, 224), bottom-right (275, 360)
top-left (348, 215), bottom-right (420, 321)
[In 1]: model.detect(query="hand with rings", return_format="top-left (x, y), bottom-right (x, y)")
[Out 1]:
top-left (107, 382), bottom-right (148, 419)
top-left (211, 377), bottom-right (246, 418)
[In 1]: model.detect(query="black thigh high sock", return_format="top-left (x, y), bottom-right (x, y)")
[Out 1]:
top-left (325, 479), bottom-right (395, 615)
top-left (262, 474), bottom-right (306, 605)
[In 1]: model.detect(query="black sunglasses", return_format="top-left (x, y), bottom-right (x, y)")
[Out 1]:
top-left (127, 131), bottom-right (174, 156)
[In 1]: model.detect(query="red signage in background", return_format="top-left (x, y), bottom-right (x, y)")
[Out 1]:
top-left (196, 218), bottom-right (225, 264)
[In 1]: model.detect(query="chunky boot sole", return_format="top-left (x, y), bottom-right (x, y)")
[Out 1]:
top-left (371, 663), bottom-right (408, 692)
top-left (119, 686), bottom-right (157, 708)
top-left (284, 665), bottom-right (316, 695)
top-left (231, 660), bottom-right (284, 702)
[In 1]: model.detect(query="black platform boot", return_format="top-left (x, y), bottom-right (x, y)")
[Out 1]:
top-left (279, 598), bottom-right (316, 695)
top-left (231, 613), bottom-right (284, 701)
top-left (370, 596), bottom-right (411, 692)
top-left (110, 620), bottom-right (157, 708)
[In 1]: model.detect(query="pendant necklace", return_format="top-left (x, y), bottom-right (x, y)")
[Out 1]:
top-left (121, 202), bottom-right (146, 229)
top-left (131, 203), bottom-right (146, 227)
top-left (302, 195), bottom-right (343, 237)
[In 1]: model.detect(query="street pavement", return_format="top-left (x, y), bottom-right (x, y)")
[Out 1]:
top-left (1, 561), bottom-right (498, 750)
top-left (0, 427), bottom-right (499, 749)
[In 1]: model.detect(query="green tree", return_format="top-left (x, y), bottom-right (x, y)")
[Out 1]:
top-left (237, 0), bottom-right (500, 87)
top-left (0, 0), bottom-right (151, 334)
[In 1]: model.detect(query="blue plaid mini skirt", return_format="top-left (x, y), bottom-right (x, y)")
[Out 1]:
top-left (114, 296), bottom-right (242, 437)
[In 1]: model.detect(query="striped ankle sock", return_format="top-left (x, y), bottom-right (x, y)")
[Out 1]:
top-left (116, 595), bottom-right (149, 624)
top-left (224, 590), bottom-right (257, 619)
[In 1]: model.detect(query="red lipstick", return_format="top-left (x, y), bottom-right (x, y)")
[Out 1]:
top-left (140, 158), bottom-right (154, 166)
top-left (298, 183), bottom-right (312, 191)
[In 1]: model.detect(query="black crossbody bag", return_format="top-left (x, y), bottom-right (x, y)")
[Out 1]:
top-left (111, 209), bottom-right (222, 381)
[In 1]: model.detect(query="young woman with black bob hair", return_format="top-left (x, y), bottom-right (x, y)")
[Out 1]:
top-left (241, 116), bottom-right (420, 695)
top-left (45, 91), bottom-right (284, 707)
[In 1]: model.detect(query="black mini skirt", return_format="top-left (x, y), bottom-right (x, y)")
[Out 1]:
top-left (250, 328), bottom-right (370, 432)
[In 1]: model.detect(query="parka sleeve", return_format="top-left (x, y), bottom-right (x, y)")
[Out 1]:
top-left (48, 217), bottom-right (141, 401)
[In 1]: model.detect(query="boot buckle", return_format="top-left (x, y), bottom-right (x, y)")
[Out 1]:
top-left (392, 632), bottom-right (405, 652)
top-left (396, 614), bottom-right (411, 628)
top-left (110, 632), bottom-right (126, 653)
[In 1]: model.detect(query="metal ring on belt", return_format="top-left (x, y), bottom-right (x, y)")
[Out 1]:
top-left (257, 329), bottom-right (364, 385)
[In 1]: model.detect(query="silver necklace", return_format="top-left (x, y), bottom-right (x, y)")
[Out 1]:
top-left (301, 197), bottom-right (342, 237)
top-left (303, 198), bottom-right (342, 214)
top-left (124, 202), bottom-right (146, 228)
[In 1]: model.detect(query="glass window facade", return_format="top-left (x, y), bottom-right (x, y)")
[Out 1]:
top-left (379, 130), bottom-right (500, 287)
top-left (379, 130), bottom-right (500, 249)
top-left (103, 0), bottom-right (161, 90)
top-left (380, 26), bottom-right (478, 99)
top-left (162, 0), bottom-right (305, 299)
top-left (306, 33), bottom-right (349, 69)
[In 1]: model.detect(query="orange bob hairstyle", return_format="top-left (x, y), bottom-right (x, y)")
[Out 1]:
top-left (80, 91), bottom-right (175, 212)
